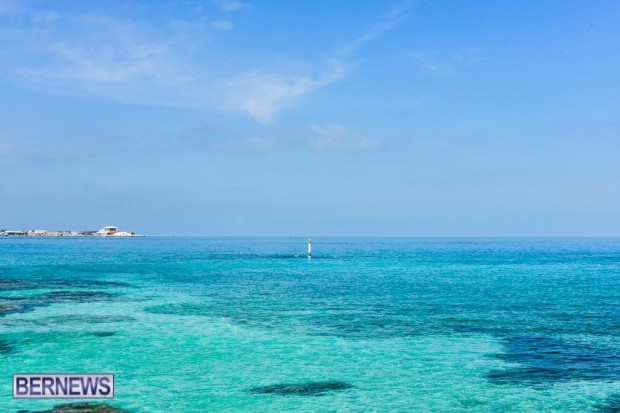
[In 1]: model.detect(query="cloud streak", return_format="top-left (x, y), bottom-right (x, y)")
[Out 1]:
top-left (202, 124), bottom-right (380, 152)
top-left (310, 124), bottom-right (381, 150)
top-left (0, 1), bottom-right (412, 124)
top-left (410, 48), bottom-right (483, 76)
top-left (335, 0), bottom-right (413, 56)
top-left (211, 0), bottom-right (251, 13)
top-left (220, 61), bottom-right (349, 124)
top-left (223, 0), bottom-right (413, 124)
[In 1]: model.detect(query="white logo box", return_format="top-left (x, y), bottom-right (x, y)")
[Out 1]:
top-left (13, 374), bottom-right (114, 399)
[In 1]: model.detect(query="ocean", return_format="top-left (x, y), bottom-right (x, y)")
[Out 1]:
top-left (1, 237), bottom-right (620, 412)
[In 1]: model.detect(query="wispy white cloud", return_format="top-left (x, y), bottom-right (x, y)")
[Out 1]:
top-left (207, 135), bottom-right (275, 151)
top-left (1, 1), bottom-right (412, 124)
top-left (32, 10), bottom-right (58, 24)
top-left (335, 0), bottom-right (413, 56)
top-left (211, 0), bottom-right (250, 13)
top-left (42, 40), bottom-right (169, 82)
top-left (221, 1), bottom-right (413, 123)
top-left (410, 48), bottom-right (482, 75)
top-left (78, 15), bottom-right (112, 25)
top-left (453, 48), bottom-right (483, 65)
top-left (199, 124), bottom-right (381, 152)
top-left (209, 19), bottom-right (234, 31)
top-left (8, 13), bottom-right (195, 102)
top-left (220, 61), bottom-right (349, 124)
top-left (410, 52), bottom-right (453, 75)
top-left (310, 124), bottom-right (381, 150)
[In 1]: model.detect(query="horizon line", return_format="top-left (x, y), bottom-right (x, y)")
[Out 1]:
top-left (4, 234), bottom-right (620, 238)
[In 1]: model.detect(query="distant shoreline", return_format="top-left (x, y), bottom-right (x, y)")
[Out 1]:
top-left (1, 226), bottom-right (138, 237)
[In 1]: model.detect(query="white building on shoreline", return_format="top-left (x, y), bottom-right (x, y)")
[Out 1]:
top-left (97, 226), bottom-right (118, 235)
top-left (1, 226), bottom-right (137, 237)
top-left (97, 226), bottom-right (135, 237)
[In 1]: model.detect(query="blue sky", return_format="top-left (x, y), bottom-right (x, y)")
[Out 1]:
top-left (1, 0), bottom-right (619, 236)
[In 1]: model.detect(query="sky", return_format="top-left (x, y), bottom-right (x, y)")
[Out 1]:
top-left (0, 0), bottom-right (619, 236)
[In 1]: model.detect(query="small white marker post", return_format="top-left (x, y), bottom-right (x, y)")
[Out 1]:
top-left (308, 238), bottom-right (312, 258)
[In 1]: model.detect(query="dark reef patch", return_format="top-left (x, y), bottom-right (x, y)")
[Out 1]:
top-left (92, 331), bottom-right (116, 337)
top-left (50, 315), bottom-right (135, 324)
top-left (0, 277), bottom-right (131, 292)
top-left (0, 291), bottom-right (122, 319)
top-left (249, 380), bottom-right (354, 396)
top-left (41, 291), bottom-right (118, 303)
top-left (0, 338), bottom-right (15, 355)
top-left (1, 315), bottom-right (135, 327)
top-left (45, 279), bottom-right (132, 289)
top-left (594, 393), bottom-right (620, 412)
top-left (143, 303), bottom-right (212, 316)
top-left (17, 402), bottom-right (130, 413)
top-left (0, 275), bottom-right (130, 319)
top-left (0, 279), bottom-right (38, 291)
top-left (0, 297), bottom-right (40, 317)
top-left (487, 336), bottom-right (620, 386)
top-left (0, 304), bottom-right (16, 315)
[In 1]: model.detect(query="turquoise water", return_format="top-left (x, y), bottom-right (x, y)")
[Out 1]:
top-left (2, 237), bottom-right (620, 412)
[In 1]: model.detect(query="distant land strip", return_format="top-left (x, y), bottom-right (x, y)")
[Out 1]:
top-left (1, 226), bottom-right (138, 237)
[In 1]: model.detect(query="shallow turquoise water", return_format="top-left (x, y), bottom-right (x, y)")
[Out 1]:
top-left (2, 237), bottom-right (620, 412)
